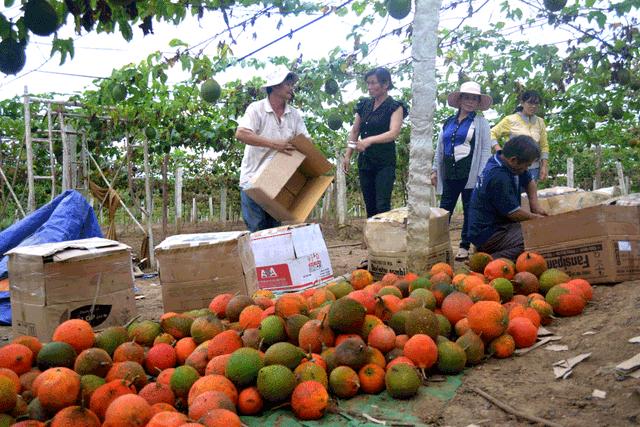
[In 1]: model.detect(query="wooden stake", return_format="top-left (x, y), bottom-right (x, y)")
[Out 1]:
top-left (472, 387), bottom-right (564, 427)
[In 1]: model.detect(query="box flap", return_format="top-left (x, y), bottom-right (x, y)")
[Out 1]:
top-left (288, 176), bottom-right (335, 223)
top-left (289, 134), bottom-right (335, 177)
top-left (4, 238), bottom-right (130, 262)
top-left (155, 231), bottom-right (250, 253)
top-left (291, 224), bottom-right (328, 257)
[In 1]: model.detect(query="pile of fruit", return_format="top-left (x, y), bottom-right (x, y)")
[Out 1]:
top-left (0, 250), bottom-right (593, 426)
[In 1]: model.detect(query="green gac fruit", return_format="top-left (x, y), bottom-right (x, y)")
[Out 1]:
top-left (327, 114), bottom-right (343, 131)
top-left (24, 0), bottom-right (59, 37)
top-left (387, 0), bottom-right (411, 20)
top-left (324, 78), bottom-right (339, 95)
top-left (200, 78), bottom-right (221, 103)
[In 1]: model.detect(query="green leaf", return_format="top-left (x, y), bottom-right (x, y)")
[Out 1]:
top-left (4, 0), bottom-right (14, 7)
top-left (0, 14), bottom-right (9, 39)
top-left (119, 21), bottom-right (133, 42)
top-left (169, 38), bottom-right (189, 48)
top-left (360, 41), bottom-right (369, 57)
top-left (51, 37), bottom-right (75, 65)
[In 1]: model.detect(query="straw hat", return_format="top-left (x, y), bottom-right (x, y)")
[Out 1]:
top-left (447, 81), bottom-right (493, 111)
top-left (259, 65), bottom-right (299, 93)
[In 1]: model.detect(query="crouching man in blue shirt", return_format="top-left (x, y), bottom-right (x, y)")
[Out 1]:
top-left (468, 135), bottom-right (548, 262)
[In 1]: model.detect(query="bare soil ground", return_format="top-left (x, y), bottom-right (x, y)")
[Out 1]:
top-left (3, 213), bottom-right (640, 426)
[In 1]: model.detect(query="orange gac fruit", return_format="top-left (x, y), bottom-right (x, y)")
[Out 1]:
top-left (470, 271), bottom-right (490, 283)
top-left (205, 354), bottom-right (231, 376)
top-left (347, 290), bottom-right (376, 315)
top-left (403, 272), bottom-right (419, 283)
top-left (566, 278), bottom-right (593, 301)
top-left (367, 325), bottom-right (397, 353)
top-left (468, 284), bottom-right (501, 303)
top-left (328, 366), bottom-right (360, 399)
top-left (515, 251), bottom-right (547, 277)
top-left (0, 374), bottom-right (18, 414)
top-left (454, 317), bottom-right (471, 338)
top-left (36, 367), bottom-right (81, 413)
top-left (52, 319), bottom-right (95, 353)
top-left (185, 347), bottom-right (209, 376)
top-left (113, 341), bottom-right (145, 365)
top-left (373, 294), bottom-right (403, 321)
top-left (430, 262), bottom-right (453, 279)
top-left (508, 305), bottom-right (541, 329)
top-left (145, 343), bottom-right (177, 375)
top-left (174, 337), bottom-right (197, 365)
top-left (386, 357), bottom-right (415, 371)
top-left (146, 411), bottom-right (188, 427)
top-left (198, 408), bottom-right (242, 427)
top-left (49, 405), bottom-right (101, 427)
top-left (102, 394), bottom-right (152, 427)
top-left (506, 317), bottom-right (538, 348)
top-left (467, 252), bottom-right (493, 273)
top-left (300, 288), bottom-right (317, 299)
top-left (0, 344), bottom-right (33, 376)
top-left (238, 386), bottom-right (263, 415)
top-left (358, 364), bottom-right (386, 394)
top-left (106, 361), bottom-right (148, 391)
top-left (440, 292), bottom-right (474, 325)
top-left (156, 368), bottom-right (175, 387)
top-left (350, 269), bottom-right (374, 290)
top-left (208, 293), bottom-right (233, 319)
top-left (456, 275), bottom-right (484, 294)
top-left (429, 271), bottom-right (452, 285)
top-left (188, 390), bottom-right (237, 421)
top-left (467, 301), bottom-right (509, 341)
top-left (274, 293), bottom-right (309, 319)
top-left (150, 403), bottom-right (177, 416)
top-left (364, 281), bottom-right (385, 295)
top-left (207, 330), bottom-right (243, 359)
top-left (528, 293), bottom-right (545, 302)
top-left (308, 289), bottom-right (336, 310)
top-left (545, 284), bottom-right (586, 316)
top-left (529, 298), bottom-right (554, 325)
top-left (452, 273), bottom-right (468, 290)
top-left (484, 259), bottom-right (515, 281)
top-left (11, 336), bottom-right (42, 360)
top-left (253, 296), bottom-right (275, 310)
top-left (510, 294), bottom-right (530, 306)
top-left (487, 333), bottom-right (516, 358)
top-left (138, 382), bottom-right (176, 407)
top-left (261, 306), bottom-right (276, 319)
top-left (430, 281), bottom-right (455, 307)
top-left (403, 334), bottom-right (438, 371)
top-left (238, 305), bottom-right (263, 330)
top-left (502, 301), bottom-right (523, 315)
top-left (381, 273), bottom-right (399, 285)
top-left (89, 379), bottom-right (137, 421)
top-left (0, 368), bottom-right (20, 393)
top-left (187, 374), bottom-right (238, 406)
top-left (291, 380), bottom-right (329, 420)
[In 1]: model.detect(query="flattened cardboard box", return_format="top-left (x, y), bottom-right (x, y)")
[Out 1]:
top-left (12, 288), bottom-right (137, 342)
top-left (251, 223), bottom-right (334, 293)
top-left (6, 237), bottom-right (134, 306)
top-left (154, 231), bottom-right (259, 312)
top-left (520, 187), bottom-right (614, 215)
top-left (522, 205), bottom-right (640, 284)
top-left (243, 134), bottom-right (335, 223)
top-left (369, 242), bottom-right (453, 280)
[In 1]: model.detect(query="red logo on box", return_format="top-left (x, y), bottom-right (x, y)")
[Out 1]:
top-left (257, 264), bottom-right (293, 290)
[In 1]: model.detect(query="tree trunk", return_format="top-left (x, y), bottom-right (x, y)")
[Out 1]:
top-left (595, 142), bottom-right (601, 189)
top-left (175, 166), bottom-right (183, 234)
top-left (161, 153), bottom-right (169, 242)
top-left (567, 157), bottom-right (574, 188)
top-left (406, 0), bottom-right (442, 276)
top-left (336, 148), bottom-right (347, 225)
top-left (220, 186), bottom-right (227, 222)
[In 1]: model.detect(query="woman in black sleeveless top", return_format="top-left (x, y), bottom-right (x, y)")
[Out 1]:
top-left (342, 67), bottom-right (408, 220)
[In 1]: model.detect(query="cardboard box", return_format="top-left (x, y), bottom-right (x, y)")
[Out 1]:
top-left (364, 207), bottom-right (453, 279)
top-left (369, 242), bottom-right (453, 280)
top-left (243, 134), bottom-right (335, 223)
top-left (6, 238), bottom-right (134, 306)
top-left (520, 187), bottom-right (614, 215)
top-left (154, 232), bottom-right (259, 312)
top-left (11, 288), bottom-right (137, 342)
top-left (251, 223), bottom-right (334, 293)
top-left (522, 205), bottom-right (640, 284)
top-left (5, 237), bottom-right (137, 341)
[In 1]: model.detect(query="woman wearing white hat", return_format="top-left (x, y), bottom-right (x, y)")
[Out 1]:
top-left (430, 81), bottom-right (497, 261)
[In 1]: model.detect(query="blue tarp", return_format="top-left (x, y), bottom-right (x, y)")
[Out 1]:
top-left (0, 190), bottom-right (103, 325)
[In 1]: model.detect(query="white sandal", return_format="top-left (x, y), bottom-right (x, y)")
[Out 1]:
top-left (455, 248), bottom-right (469, 261)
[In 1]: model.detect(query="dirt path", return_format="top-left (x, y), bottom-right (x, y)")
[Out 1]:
top-left (2, 213), bottom-right (640, 426)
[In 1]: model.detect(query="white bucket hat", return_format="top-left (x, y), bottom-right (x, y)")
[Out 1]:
top-left (447, 81), bottom-right (493, 111)
top-left (259, 65), bottom-right (299, 93)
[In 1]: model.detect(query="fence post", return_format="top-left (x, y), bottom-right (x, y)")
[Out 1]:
top-left (175, 166), bottom-right (183, 234)
top-left (616, 161), bottom-right (627, 195)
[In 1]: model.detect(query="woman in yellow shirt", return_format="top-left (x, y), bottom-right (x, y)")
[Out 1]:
top-left (490, 90), bottom-right (548, 182)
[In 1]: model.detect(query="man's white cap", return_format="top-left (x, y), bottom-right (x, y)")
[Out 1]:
top-left (259, 65), bottom-right (299, 93)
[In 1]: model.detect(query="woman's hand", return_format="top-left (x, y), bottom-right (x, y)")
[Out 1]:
top-left (355, 139), bottom-right (372, 153)
top-left (430, 171), bottom-right (437, 186)
top-left (539, 163), bottom-right (549, 182)
top-left (342, 156), bottom-right (351, 174)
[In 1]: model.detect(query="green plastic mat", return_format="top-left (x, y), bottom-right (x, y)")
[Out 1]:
top-left (240, 372), bottom-right (465, 427)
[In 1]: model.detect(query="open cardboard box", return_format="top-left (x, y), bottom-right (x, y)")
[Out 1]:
top-left (251, 223), bottom-right (334, 293)
top-left (522, 205), bottom-right (640, 284)
top-left (243, 134), bottom-right (335, 223)
top-left (5, 237), bottom-right (137, 341)
top-left (154, 231), bottom-right (259, 312)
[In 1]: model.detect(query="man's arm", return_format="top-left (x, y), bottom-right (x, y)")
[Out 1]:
top-left (524, 178), bottom-right (547, 216)
top-left (235, 127), bottom-right (295, 154)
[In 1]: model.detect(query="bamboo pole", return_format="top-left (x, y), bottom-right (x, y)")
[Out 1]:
top-left (175, 166), bottom-right (183, 234)
top-left (47, 103), bottom-right (56, 199)
top-left (24, 87), bottom-right (35, 213)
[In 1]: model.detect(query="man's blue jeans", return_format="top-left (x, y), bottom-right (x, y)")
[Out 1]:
top-left (241, 191), bottom-right (280, 233)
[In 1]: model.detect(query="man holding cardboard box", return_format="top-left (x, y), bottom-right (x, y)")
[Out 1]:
top-left (236, 66), bottom-right (309, 232)
top-left (468, 135), bottom-right (547, 261)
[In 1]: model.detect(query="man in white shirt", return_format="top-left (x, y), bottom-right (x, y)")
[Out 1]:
top-left (235, 65), bottom-right (309, 232)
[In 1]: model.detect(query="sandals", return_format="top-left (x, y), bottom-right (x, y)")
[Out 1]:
top-left (356, 259), bottom-right (369, 270)
top-left (455, 248), bottom-right (469, 261)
